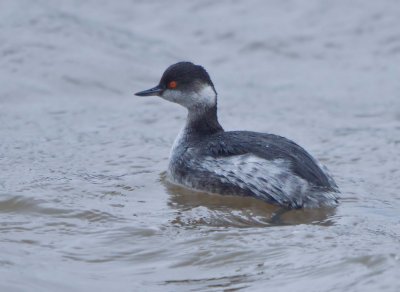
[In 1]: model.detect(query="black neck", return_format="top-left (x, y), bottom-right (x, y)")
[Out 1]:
top-left (185, 105), bottom-right (224, 136)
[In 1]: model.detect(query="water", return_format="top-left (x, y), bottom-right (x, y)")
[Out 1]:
top-left (1, 0), bottom-right (400, 291)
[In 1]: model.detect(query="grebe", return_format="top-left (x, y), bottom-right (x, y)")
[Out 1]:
top-left (135, 62), bottom-right (339, 209)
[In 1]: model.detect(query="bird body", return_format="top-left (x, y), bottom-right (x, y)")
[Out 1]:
top-left (135, 62), bottom-right (339, 209)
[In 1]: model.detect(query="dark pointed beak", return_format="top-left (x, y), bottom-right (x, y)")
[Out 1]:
top-left (135, 85), bottom-right (163, 96)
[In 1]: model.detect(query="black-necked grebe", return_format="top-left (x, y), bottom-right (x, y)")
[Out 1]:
top-left (135, 62), bottom-right (339, 209)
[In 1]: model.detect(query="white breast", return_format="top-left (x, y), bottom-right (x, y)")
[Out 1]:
top-left (169, 126), bottom-right (186, 164)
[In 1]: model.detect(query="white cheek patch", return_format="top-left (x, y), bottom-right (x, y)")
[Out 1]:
top-left (162, 89), bottom-right (184, 104)
top-left (161, 85), bottom-right (216, 108)
top-left (194, 85), bottom-right (216, 107)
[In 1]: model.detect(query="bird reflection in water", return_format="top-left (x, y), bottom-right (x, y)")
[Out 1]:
top-left (160, 172), bottom-right (337, 228)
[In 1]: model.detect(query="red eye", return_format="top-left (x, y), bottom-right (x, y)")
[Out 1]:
top-left (168, 81), bottom-right (177, 89)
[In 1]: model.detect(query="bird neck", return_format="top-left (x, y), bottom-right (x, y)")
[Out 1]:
top-left (185, 104), bottom-right (224, 136)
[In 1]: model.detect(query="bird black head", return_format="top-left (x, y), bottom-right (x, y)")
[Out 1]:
top-left (135, 62), bottom-right (217, 108)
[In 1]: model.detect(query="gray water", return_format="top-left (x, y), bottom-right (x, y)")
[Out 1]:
top-left (1, 0), bottom-right (400, 291)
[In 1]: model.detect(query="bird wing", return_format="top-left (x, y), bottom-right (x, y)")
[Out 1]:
top-left (196, 131), bottom-right (337, 189)
top-left (193, 152), bottom-right (310, 208)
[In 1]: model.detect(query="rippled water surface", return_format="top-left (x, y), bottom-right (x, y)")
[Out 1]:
top-left (1, 0), bottom-right (400, 291)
